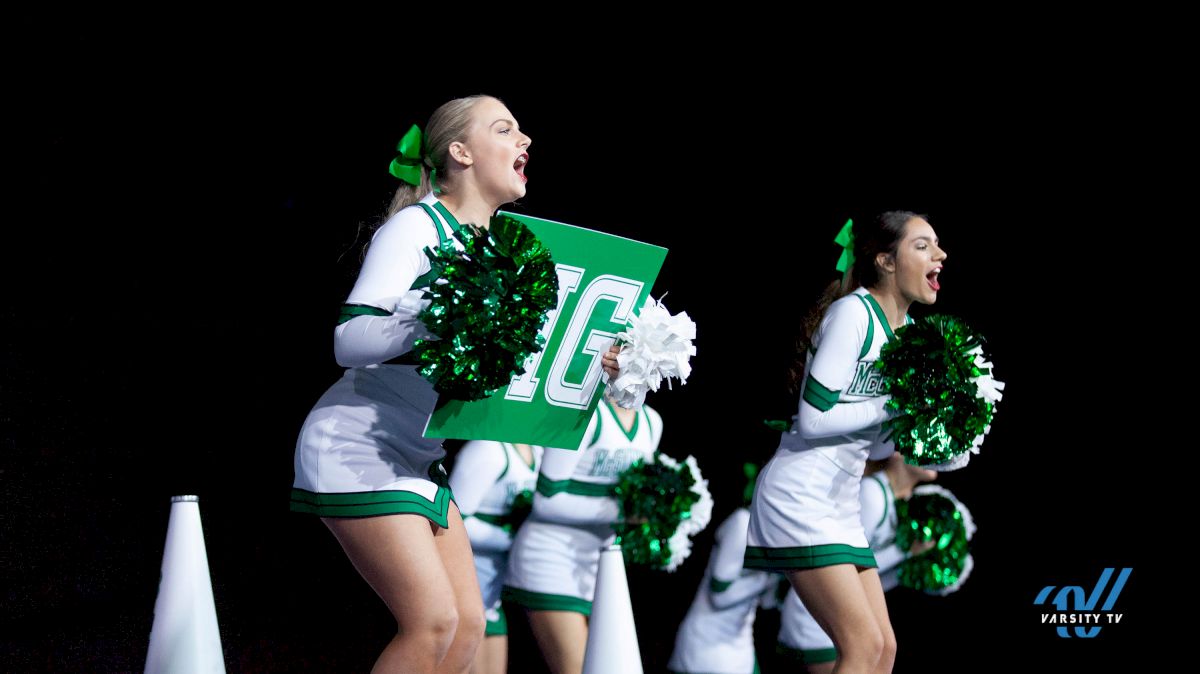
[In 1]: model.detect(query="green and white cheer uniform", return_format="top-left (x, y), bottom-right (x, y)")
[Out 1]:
top-left (449, 440), bottom-right (542, 636)
top-left (502, 400), bottom-right (662, 615)
top-left (746, 288), bottom-right (911, 571)
top-left (668, 508), bottom-right (776, 674)
top-left (291, 192), bottom-right (467, 527)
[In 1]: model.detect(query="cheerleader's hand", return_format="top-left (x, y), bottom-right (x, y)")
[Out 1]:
top-left (601, 344), bottom-right (621, 380)
top-left (881, 394), bottom-right (900, 418)
top-left (909, 539), bottom-right (938, 556)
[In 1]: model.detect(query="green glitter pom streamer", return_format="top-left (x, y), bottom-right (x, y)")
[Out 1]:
top-left (895, 491), bottom-right (970, 592)
top-left (876, 314), bottom-right (996, 466)
top-left (412, 214), bottom-right (559, 401)
top-left (503, 488), bottom-right (534, 534)
top-left (612, 458), bottom-right (699, 570)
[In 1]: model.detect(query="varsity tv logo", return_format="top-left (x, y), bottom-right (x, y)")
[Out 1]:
top-left (1034, 568), bottom-right (1131, 638)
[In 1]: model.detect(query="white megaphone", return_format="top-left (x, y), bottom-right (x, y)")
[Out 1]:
top-left (145, 495), bottom-right (226, 674)
top-left (582, 544), bottom-right (642, 674)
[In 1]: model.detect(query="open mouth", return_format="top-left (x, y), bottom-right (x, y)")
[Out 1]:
top-left (514, 153), bottom-right (528, 182)
top-left (926, 268), bottom-right (941, 292)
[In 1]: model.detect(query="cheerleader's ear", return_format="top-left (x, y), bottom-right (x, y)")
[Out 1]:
top-left (447, 140), bottom-right (473, 167)
top-left (875, 251), bottom-right (896, 274)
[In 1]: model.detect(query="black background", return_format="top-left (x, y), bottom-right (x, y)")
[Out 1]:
top-left (3, 25), bottom-right (1179, 672)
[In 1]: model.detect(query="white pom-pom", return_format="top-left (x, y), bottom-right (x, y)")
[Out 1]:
top-left (925, 452), bottom-right (973, 472)
top-left (665, 527), bottom-right (693, 572)
top-left (969, 349), bottom-right (1006, 406)
top-left (656, 452), bottom-right (680, 470)
top-left (683, 455), bottom-right (713, 533)
top-left (607, 295), bottom-right (697, 409)
top-left (661, 454), bottom-right (712, 572)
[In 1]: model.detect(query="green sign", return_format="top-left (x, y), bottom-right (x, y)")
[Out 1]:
top-left (423, 211), bottom-right (667, 449)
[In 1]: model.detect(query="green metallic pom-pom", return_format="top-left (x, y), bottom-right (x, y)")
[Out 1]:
top-left (412, 214), bottom-right (559, 401)
top-left (876, 314), bottom-right (999, 467)
top-left (504, 488), bottom-right (534, 534)
top-left (612, 454), bottom-right (711, 571)
top-left (613, 458), bottom-right (695, 570)
top-left (895, 486), bottom-right (974, 594)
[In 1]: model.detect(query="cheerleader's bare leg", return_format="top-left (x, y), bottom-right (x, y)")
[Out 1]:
top-left (527, 610), bottom-right (588, 674)
top-left (324, 504), bottom-right (485, 674)
top-left (787, 565), bottom-right (889, 674)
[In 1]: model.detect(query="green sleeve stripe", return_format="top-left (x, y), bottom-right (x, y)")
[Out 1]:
top-left (536, 474), bottom-right (616, 498)
top-left (802, 374), bottom-right (840, 412)
top-left (536, 473), bottom-right (563, 496)
top-left (409, 268), bottom-right (439, 291)
top-left (562, 480), bottom-right (616, 497)
top-left (473, 512), bottom-right (511, 529)
top-left (805, 375), bottom-right (841, 405)
top-left (709, 577), bottom-right (734, 593)
top-left (803, 385), bottom-right (833, 412)
top-left (337, 303), bottom-right (391, 325)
